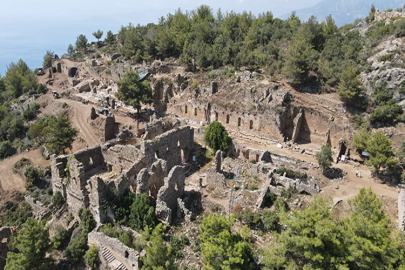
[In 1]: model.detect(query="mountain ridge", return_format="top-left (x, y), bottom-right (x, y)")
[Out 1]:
top-left (280, 0), bottom-right (404, 26)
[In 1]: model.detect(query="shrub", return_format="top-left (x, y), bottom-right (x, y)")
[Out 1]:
top-left (242, 209), bottom-right (261, 229)
top-left (316, 144), bottom-right (333, 172)
top-left (13, 158), bottom-right (28, 169)
top-left (249, 184), bottom-right (259, 191)
top-left (129, 193), bottom-right (158, 232)
top-left (264, 192), bottom-right (277, 207)
top-left (370, 101), bottom-right (403, 124)
top-left (0, 201), bottom-right (31, 226)
top-left (24, 165), bottom-right (43, 184)
top-left (65, 232), bottom-right (88, 264)
top-left (280, 187), bottom-right (297, 199)
top-left (79, 208), bottom-right (96, 233)
top-left (350, 115), bottom-right (368, 129)
top-left (23, 102), bottom-right (40, 121)
top-left (84, 244), bottom-right (100, 269)
top-left (274, 197), bottom-right (288, 212)
top-left (0, 141), bottom-right (13, 159)
top-left (190, 80), bottom-right (198, 89)
top-left (52, 191), bottom-right (65, 209)
top-left (53, 225), bottom-right (69, 250)
top-left (170, 236), bottom-right (186, 258)
top-left (379, 54), bottom-right (394, 62)
top-left (262, 210), bottom-right (279, 232)
top-left (275, 166), bottom-right (307, 179)
top-left (203, 121), bottom-right (231, 153)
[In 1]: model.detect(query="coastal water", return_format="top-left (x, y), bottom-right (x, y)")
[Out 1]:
top-left (0, 0), bottom-right (318, 76)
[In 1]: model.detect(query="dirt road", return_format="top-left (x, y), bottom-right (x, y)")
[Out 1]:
top-left (0, 149), bottom-right (50, 192)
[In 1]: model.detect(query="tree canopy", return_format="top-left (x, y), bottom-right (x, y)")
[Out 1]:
top-left (28, 114), bottom-right (77, 154)
top-left (75, 34), bottom-right (88, 53)
top-left (92, 30), bottom-right (103, 41)
top-left (128, 193), bottom-right (158, 232)
top-left (5, 217), bottom-right (53, 270)
top-left (203, 121), bottom-right (231, 153)
top-left (141, 223), bottom-right (177, 270)
top-left (353, 130), bottom-right (396, 172)
top-left (336, 65), bottom-right (364, 105)
top-left (316, 144), bottom-right (333, 171)
top-left (3, 59), bottom-right (36, 99)
top-left (199, 214), bottom-right (252, 269)
top-left (116, 71), bottom-right (153, 114)
top-left (261, 189), bottom-right (405, 269)
top-left (42, 50), bottom-right (54, 69)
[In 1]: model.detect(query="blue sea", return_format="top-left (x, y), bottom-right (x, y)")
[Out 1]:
top-left (0, 0), bottom-right (309, 76)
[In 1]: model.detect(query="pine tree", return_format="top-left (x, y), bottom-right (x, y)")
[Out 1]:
top-left (5, 218), bottom-right (53, 270)
top-left (141, 224), bottom-right (177, 270)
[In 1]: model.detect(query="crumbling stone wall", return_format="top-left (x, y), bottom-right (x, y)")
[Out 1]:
top-left (141, 126), bottom-right (194, 171)
top-left (156, 166), bottom-right (185, 224)
top-left (142, 116), bottom-right (181, 140)
top-left (399, 190), bottom-right (405, 231)
top-left (66, 157), bottom-right (89, 219)
top-left (232, 142), bottom-right (318, 171)
top-left (105, 115), bottom-right (116, 142)
top-left (51, 146), bottom-right (105, 219)
top-left (136, 159), bottom-right (167, 199)
top-left (51, 155), bottom-right (69, 198)
top-left (73, 145), bottom-right (105, 173)
top-left (271, 175), bottom-right (320, 195)
top-left (88, 176), bottom-right (114, 224)
top-left (102, 144), bottom-right (143, 173)
top-left (115, 157), bottom-right (147, 195)
top-left (88, 232), bottom-right (140, 270)
top-left (24, 195), bottom-right (51, 220)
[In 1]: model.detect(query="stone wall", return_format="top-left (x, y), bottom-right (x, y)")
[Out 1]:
top-left (232, 142), bottom-right (318, 171)
top-left (115, 157), bottom-right (147, 195)
top-left (51, 146), bottom-right (106, 219)
top-left (272, 175), bottom-right (320, 195)
top-left (103, 144), bottom-right (143, 173)
top-left (88, 177), bottom-right (112, 224)
top-left (88, 232), bottom-right (140, 270)
top-left (136, 159), bottom-right (167, 199)
top-left (51, 155), bottom-right (69, 198)
top-left (66, 157), bottom-right (88, 219)
top-left (105, 115), bottom-right (116, 142)
top-left (155, 166), bottom-right (185, 224)
top-left (399, 190), bottom-right (405, 231)
top-left (141, 126), bottom-right (194, 171)
top-left (142, 116), bottom-right (180, 140)
top-left (73, 145), bottom-right (105, 173)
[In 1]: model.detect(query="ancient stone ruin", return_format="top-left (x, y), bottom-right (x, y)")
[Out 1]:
top-left (50, 123), bottom-right (195, 225)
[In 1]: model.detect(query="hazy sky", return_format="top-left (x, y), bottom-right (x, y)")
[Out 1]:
top-left (0, 0), bottom-right (323, 75)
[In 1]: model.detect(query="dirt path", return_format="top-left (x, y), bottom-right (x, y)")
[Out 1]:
top-left (61, 98), bottom-right (100, 147)
top-left (0, 149), bottom-right (50, 192)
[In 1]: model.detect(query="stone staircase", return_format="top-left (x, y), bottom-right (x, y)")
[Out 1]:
top-left (101, 247), bottom-right (127, 270)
